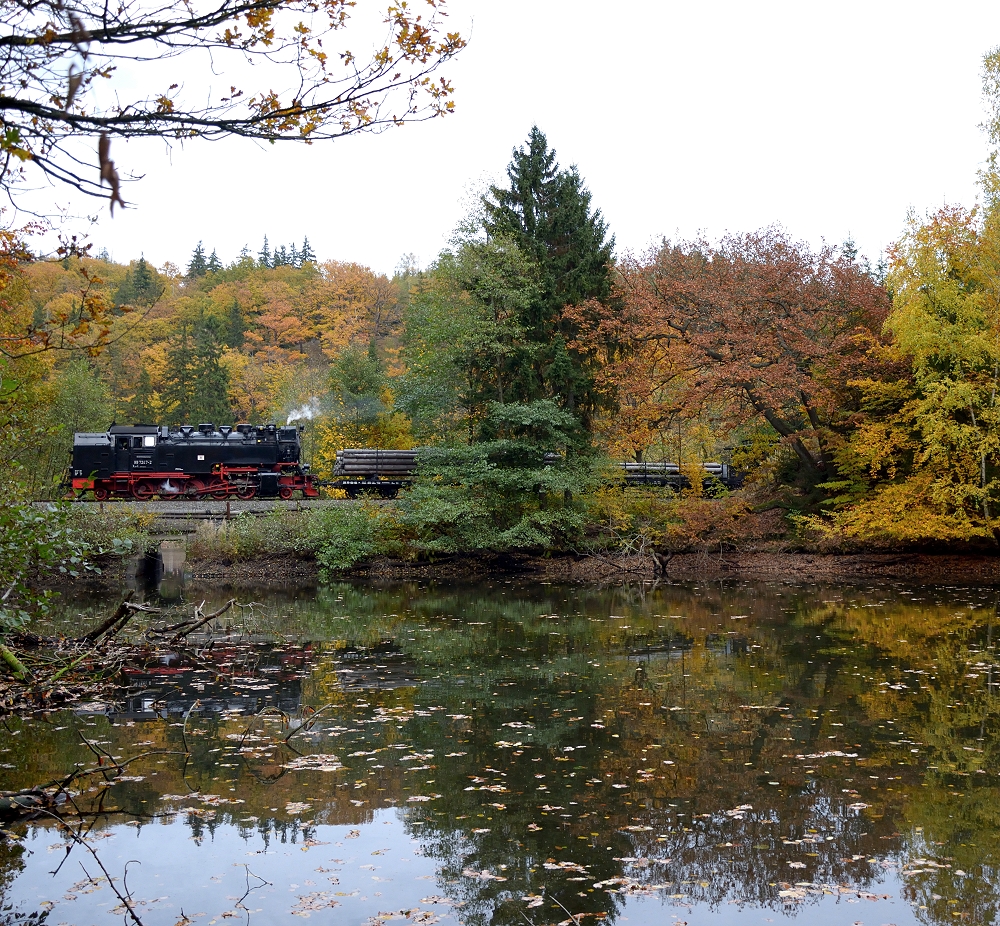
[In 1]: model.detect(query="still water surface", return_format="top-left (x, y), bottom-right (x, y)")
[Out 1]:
top-left (2, 578), bottom-right (999, 926)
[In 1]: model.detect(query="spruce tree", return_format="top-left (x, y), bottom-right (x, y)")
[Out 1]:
top-left (481, 126), bottom-right (614, 426)
top-left (161, 323), bottom-right (196, 421)
top-left (114, 256), bottom-right (161, 308)
top-left (187, 241), bottom-right (209, 277)
top-left (273, 245), bottom-right (288, 268)
top-left (289, 243), bottom-right (300, 268)
top-left (226, 298), bottom-right (246, 348)
top-left (131, 257), bottom-right (160, 304)
top-left (190, 315), bottom-right (233, 424)
top-left (300, 236), bottom-right (316, 264)
top-left (258, 236), bottom-right (272, 269)
top-left (206, 248), bottom-right (223, 273)
top-left (126, 368), bottom-right (156, 423)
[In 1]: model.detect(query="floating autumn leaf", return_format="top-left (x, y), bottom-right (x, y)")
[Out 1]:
top-left (283, 754), bottom-right (344, 771)
top-left (462, 867), bottom-right (504, 879)
top-left (290, 891), bottom-right (342, 915)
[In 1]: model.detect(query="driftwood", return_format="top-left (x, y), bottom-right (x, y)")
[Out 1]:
top-left (79, 593), bottom-right (161, 644)
top-left (0, 787), bottom-right (63, 817)
top-left (80, 591), bottom-right (134, 642)
top-left (649, 549), bottom-right (673, 576)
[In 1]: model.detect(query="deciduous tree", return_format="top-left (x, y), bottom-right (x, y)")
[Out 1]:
top-left (824, 205), bottom-right (1000, 543)
top-left (0, 0), bottom-right (465, 207)
top-left (576, 229), bottom-right (890, 474)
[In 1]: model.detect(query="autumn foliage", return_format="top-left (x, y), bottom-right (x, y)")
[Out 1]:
top-left (570, 229), bottom-right (891, 473)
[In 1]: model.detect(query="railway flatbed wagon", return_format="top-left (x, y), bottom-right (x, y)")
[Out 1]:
top-left (330, 449), bottom-right (417, 498)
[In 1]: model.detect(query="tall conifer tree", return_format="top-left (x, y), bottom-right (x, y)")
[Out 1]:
top-left (258, 236), bottom-right (272, 269)
top-left (187, 241), bottom-right (208, 277)
top-left (162, 323), bottom-right (196, 420)
top-left (481, 126), bottom-right (614, 426)
top-left (190, 316), bottom-right (233, 424)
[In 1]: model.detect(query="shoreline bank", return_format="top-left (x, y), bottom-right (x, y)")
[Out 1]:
top-left (180, 550), bottom-right (1000, 585)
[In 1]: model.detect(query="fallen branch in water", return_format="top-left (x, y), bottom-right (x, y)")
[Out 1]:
top-left (166, 598), bottom-right (237, 643)
top-left (80, 594), bottom-right (161, 644)
top-left (43, 803), bottom-right (147, 926)
top-left (0, 642), bottom-right (32, 682)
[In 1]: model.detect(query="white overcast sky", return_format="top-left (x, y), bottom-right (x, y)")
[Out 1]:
top-left (30, 0), bottom-right (1000, 275)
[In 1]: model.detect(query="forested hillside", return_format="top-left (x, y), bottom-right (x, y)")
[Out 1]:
top-left (8, 74), bottom-right (1000, 565)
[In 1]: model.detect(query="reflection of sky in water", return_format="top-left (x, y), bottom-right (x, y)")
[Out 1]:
top-left (12, 812), bottom-right (441, 922)
top-left (6, 810), bottom-right (923, 925)
top-left (2, 579), bottom-right (998, 925)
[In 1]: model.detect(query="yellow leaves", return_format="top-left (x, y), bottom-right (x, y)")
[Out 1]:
top-left (1, 127), bottom-right (33, 163)
top-left (243, 6), bottom-right (275, 45)
top-left (827, 472), bottom-right (993, 545)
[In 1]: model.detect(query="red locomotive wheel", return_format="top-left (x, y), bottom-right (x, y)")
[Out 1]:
top-left (132, 481), bottom-right (155, 500)
top-left (93, 487), bottom-right (109, 501)
top-left (279, 486), bottom-right (294, 500)
top-left (236, 486), bottom-right (256, 500)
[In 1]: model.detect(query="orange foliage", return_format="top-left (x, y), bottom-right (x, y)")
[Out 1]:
top-left (569, 229), bottom-right (891, 470)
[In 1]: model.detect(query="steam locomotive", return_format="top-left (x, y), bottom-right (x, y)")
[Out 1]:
top-left (69, 423), bottom-right (318, 500)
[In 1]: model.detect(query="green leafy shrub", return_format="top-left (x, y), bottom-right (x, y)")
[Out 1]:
top-left (0, 502), bottom-right (102, 629)
top-left (310, 503), bottom-right (400, 572)
top-left (68, 504), bottom-right (152, 558)
top-left (396, 400), bottom-right (603, 554)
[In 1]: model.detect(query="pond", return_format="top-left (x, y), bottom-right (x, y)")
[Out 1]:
top-left (1, 577), bottom-right (999, 926)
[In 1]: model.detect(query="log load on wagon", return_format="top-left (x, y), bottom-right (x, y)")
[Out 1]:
top-left (69, 423), bottom-right (318, 500)
top-left (330, 449), bottom-right (743, 498)
top-left (331, 448), bottom-right (417, 498)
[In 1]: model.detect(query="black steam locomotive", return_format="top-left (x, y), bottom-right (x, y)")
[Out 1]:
top-left (69, 423), bottom-right (318, 500)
